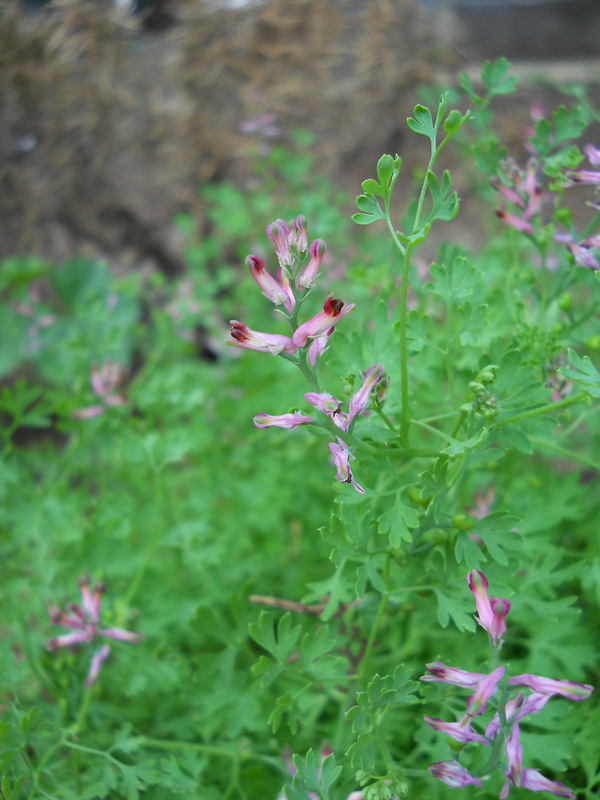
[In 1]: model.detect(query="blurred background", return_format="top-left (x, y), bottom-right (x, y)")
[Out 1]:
top-left (1, 0), bottom-right (599, 276)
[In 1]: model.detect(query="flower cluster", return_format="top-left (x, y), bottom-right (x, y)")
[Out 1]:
top-left (557, 144), bottom-right (600, 270)
top-left (228, 216), bottom-right (386, 493)
top-left (47, 576), bottom-right (142, 686)
top-left (492, 158), bottom-right (543, 236)
top-left (423, 570), bottom-right (593, 798)
top-left (72, 360), bottom-right (128, 420)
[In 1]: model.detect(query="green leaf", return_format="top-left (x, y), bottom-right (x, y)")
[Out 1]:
top-left (433, 587), bottom-right (476, 631)
top-left (285, 750), bottom-right (342, 800)
top-left (378, 494), bottom-right (419, 547)
top-left (361, 178), bottom-right (384, 197)
top-left (481, 58), bottom-right (518, 97)
top-left (474, 511), bottom-right (523, 566)
top-left (248, 611), bottom-right (301, 663)
top-left (424, 170), bottom-right (459, 224)
top-left (559, 349), bottom-right (600, 398)
top-left (426, 256), bottom-right (480, 304)
top-left (407, 104), bottom-right (435, 139)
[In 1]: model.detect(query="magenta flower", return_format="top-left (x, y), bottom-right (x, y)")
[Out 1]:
top-left (429, 761), bottom-right (483, 789)
top-left (466, 666), bottom-right (505, 717)
top-left (508, 674), bottom-right (594, 701)
top-left (467, 570), bottom-right (511, 647)
top-left (47, 576), bottom-right (142, 686)
top-left (266, 218), bottom-right (293, 268)
top-left (424, 715), bottom-right (489, 745)
top-left (227, 321), bottom-right (297, 356)
top-left (253, 412), bottom-right (313, 429)
top-left (293, 297), bottom-right (355, 348)
top-left (297, 239), bottom-right (327, 290)
top-left (347, 364), bottom-right (384, 426)
top-left (495, 209), bottom-right (535, 236)
top-left (247, 255), bottom-right (295, 312)
top-left (329, 438), bottom-right (364, 494)
top-left (421, 662), bottom-right (490, 689)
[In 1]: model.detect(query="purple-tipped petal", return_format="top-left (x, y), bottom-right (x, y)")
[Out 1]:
top-left (86, 643), bottom-right (111, 687)
top-left (508, 674), bottom-right (594, 700)
top-left (247, 255), bottom-right (291, 308)
top-left (424, 715), bottom-right (488, 745)
top-left (266, 219), bottom-right (292, 268)
top-left (228, 321), bottom-right (297, 356)
top-left (99, 627), bottom-right (144, 644)
top-left (420, 662), bottom-right (488, 688)
top-left (429, 761), bottom-right (483, 788)
top-left (329, 439), bottom-right (364, 494)
top-left (466, 666), bottom-right (505, 717)
top-left (347, 364), bottom-right (384, 426)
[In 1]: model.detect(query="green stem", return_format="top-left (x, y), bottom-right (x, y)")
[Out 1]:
top-left (528, 436), bottom-right (600, 471)
top-left (359, 553), bottom-right (391, 685)
top-left (375, 723), bottom-right (396, 775)
top-left (399, 246), bottom-right (412, 445)
top-left (494, 393), bottom-right (586, 428)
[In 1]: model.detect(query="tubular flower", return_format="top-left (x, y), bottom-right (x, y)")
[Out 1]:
top-left (253, 412), bottom-right (313, 429)
top-left (565, 144), bottom-right (600, 185)
top-left (266, 218), bottom-right (292, 268)
top-left (307, 329), bottom-right (333, 366)
top-left (305, 392), bottom-right (348, 430)
top-left (46, 576), bottom-right (142, 686)
top-left (290, 214), bottom-right (308, 255)
top-left (485, 692), bottom-right (551, 740)
top-left (423, 715), bottom-right (488, 745)
top-left (501, 723), bottom-right (575, 799)
top-left (466, 666), bottom-right (505, 717)
top-left (508, 674), bottom-right (594, 701)
top-left (429, 761), bottom-right (483, 789)
top-left (227, 321), bottom-right (297, 356)
top-left (293, 296), bottom-right (355, 348)
top-left (421, 662), bottom-right (490, 689)
top-left (246, 255), bottom-right (294, 312)
top-left (297, 239), bottom-right (327, 290)
top-left (347, 364), bottom-right (384, 426)
top-left (467, 570), bottom-right (511, 647)
top-left (329, 438), bottom-right (364, 494)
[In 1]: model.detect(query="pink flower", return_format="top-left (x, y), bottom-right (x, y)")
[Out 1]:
top-left (466, 666), bottom-right (505, 717)
top-left (293, 297), bottom-right (355, 348)
top-left (267, 219), bottom-right (292, 268)
top-left (328, 438), bottom-right (364, 494)
top-left (467, 570), bottom-right (511, 647)
top-left (297, 239), bottom-right (326, 290)
top-left (493, 158), bottom-right (542, 235)
top-left (307, 330), bottom-right (333, 366)
top-left (253, 412), bottom-right (313, 429)
top-left (485, 691), bottom-right (550, 740)
top-left (227, 321), bottom-right (297, 356)
top-left (501, 723), bottom-right (575, 799)
top-left (421, 662), bottom-right (489, 689)
top-left (47, 576), bottom-right (142, 686)
top-left (247, 255), bottom-right (295, 312)
top-left (290, 215), bottom-right (308, 255)
top-left (508, 674), bottom-right (594, 701)
top-left (305, 392), bottom-right (348, 430)
top-left (423, 715), bottom-right (488, 745)
top-left (72, 360), bottom-right (128, 419)
top-left (429, 761), bottom-right (483, 788)
top-left (347, 364), bottom-right (384, 426)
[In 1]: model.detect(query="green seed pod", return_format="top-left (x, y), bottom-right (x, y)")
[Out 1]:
top-left (558, 293), bottom-right (573, 312)
top-left (452, 514), bottom-right (475, 531)
top-left (586, 335), bottom-right (600, 350)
